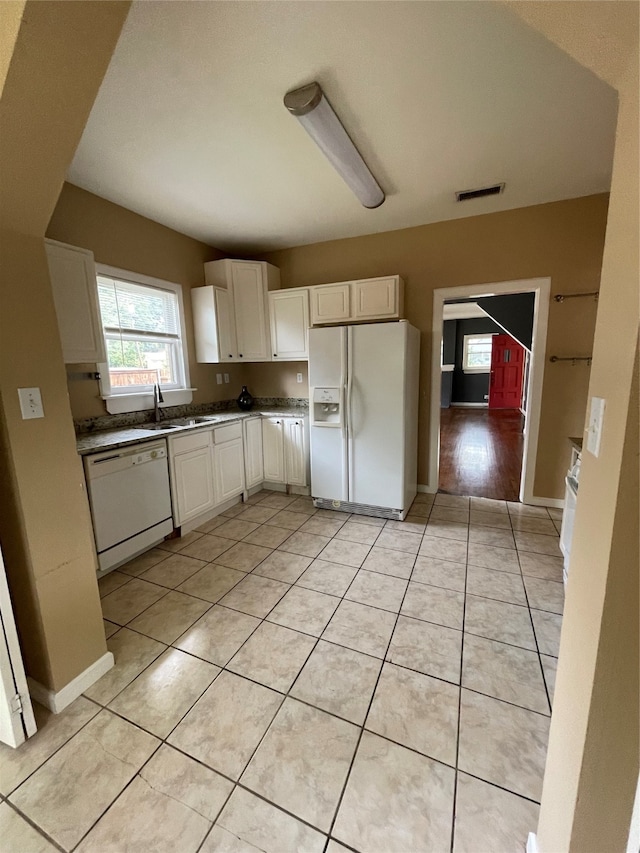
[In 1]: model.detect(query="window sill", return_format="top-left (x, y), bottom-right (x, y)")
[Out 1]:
top-left (462, 368), bottom-right (491, 374)
top-left (102, 388), bottom-right (195, 415)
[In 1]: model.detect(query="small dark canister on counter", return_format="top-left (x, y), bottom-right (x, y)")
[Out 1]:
top-left (237, 385), bottom-right (254, 410)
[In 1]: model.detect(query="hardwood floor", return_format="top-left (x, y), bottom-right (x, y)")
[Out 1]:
top-left (439, 407), bottom-right (525, 501)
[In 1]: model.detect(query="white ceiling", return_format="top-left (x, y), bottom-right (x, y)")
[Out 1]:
top-left (68, 1), bottom-right (617, 254)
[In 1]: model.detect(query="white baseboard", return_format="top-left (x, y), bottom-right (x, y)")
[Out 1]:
top-left (525, 495), bottom-right (565, 509)
top-left (180, 495), bottom-right (242, 534)
top-left (28, 651), bottom-right (114, 714)
top-left (419, 483), bottom-right (563, 508)
top-left (263, 481), bottom-right (311, 496)
top-left (527, 831), bottom-right (539, 853)
top-left (451, 402), bottom-right (488, 408)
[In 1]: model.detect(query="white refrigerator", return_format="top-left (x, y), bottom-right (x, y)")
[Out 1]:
top-left (309, 320), bottom-right (420, 520)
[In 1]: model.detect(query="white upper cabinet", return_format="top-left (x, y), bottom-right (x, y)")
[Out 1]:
top-left (202, 259), bottom-right (280, 362)
top-left (352, 276), bottom-right (403, 321)
top-left (310, 282), bottom-right (351, 325)
top-left (269, 289), bottom-right (310, 360)
top-left (309, 275), bottom-right (404, 326)
top-left (45, 239), bottom-right (106, 363)
top-left (192, 285), bottom-right (238, 363)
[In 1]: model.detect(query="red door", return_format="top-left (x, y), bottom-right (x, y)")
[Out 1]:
top-left (489, 334), bottom-right (525, 409)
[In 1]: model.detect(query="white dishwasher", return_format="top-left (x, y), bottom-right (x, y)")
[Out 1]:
top-left (84, 441), bottom-right (173, 575)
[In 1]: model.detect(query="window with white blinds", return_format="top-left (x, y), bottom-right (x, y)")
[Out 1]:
top-left (462, 333), bottom-right (495, 373)
top-left (97, 274), bottom-right (187, 394)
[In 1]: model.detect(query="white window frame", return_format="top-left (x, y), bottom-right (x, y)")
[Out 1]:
top-left (462, 333), bottom-right (495, 374)
top-left (95, 264), bottom-right (194, 415)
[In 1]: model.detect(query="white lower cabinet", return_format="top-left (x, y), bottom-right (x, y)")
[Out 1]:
top-left (262, 417), bottom-right (307, 486)
top-left (169, 432), bottom-right (215, 526)
top-left (243, 417), bottom-right (264, 489)
top-left (169, 415), bottom-right (307, 526)
top-left (262, 417), bottom-right (286, 483)
top-left (213, 424), bottom-right (245, 503)
top-left (284, 418), bottom-right (306, 486)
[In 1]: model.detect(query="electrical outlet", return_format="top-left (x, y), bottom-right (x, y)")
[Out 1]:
top-left (297, 373), bottom-right (303, 383)
top-left (216, 373), bottom-right (223, 385)
top-left (484, 394), bottom-right (489, 401)
top-left (224, 373), bottom-right (230, 384)
top-left (18, 387), bottom-right (44, 419)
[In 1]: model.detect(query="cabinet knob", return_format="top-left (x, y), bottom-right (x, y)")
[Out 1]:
top-left (273, 353), bottom-right (277, 357)
top-left (228, 354), bottom-right (233, 358)
top-left (239, 353), bottom-right (243, 358)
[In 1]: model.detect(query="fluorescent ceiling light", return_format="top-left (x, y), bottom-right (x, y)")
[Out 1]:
top-left (284, 81), bottom-right (385, 209)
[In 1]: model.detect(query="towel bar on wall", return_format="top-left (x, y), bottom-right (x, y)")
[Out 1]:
top-left (553, 291), bottom-right (599, 303)
top-left (549, 356), bottom-right (592, 365)
top-left (67, 371), bottom-right (101, 381)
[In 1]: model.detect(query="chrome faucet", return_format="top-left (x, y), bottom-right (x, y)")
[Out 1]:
top-left (153, 383), bottom-right (164, 423)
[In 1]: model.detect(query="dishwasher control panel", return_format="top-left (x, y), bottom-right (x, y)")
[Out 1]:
top-left (133, 446), bottom-right (166, 465)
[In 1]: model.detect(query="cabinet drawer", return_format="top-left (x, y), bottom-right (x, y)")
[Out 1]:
top-left (213, 422), bottom-right (242, 444)
top-left (169, 430), bottom-right (212, 455)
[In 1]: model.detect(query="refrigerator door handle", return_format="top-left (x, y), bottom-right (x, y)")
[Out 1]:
top-left (346, 326), bottom-right (355, 503)
top-left (341, 383), bottom-right (349, 501)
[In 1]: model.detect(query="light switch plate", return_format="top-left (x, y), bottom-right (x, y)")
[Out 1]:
top-left (586, 396), bottom-right (605, 457)
top-left (297, 373), bottom-right (303, 383)
top-left (18, 387), bottom-right (44, 419)
top-left (216, 373), bottom-right (223, 385)
top-left (224, 373), bottom-right (229, 384)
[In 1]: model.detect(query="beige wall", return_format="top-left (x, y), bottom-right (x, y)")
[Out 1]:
top-left (243, 362), bottom-right (309, 400)
top-left (263, 194), bottom-right (608, 498)
top-left (507, 4), bottom-right (639, 852)
top-left (0, 2), bottom-right (130, 691)
top-left (47, 183), bottom-right (245, 419)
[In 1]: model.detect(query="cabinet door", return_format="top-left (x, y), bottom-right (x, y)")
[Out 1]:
top-left (215, 288), bottom-right (238, 362)
top-left (310, 283), bottom-right (351, 325)
top-left (214, 438), bottom-right (245, 503)
top-left (269, 290), bottom-right (309, 360)
top-left (243, 417), bottom-right (264, 489)
top-left (231, 261), bottom-right (270, 361)
top-left (283, 418), bottom-right (306, 486)
top-left (45, 239), bottom-right (106, 363)
top-left (192, 286), bottom-right (237, 363)
top-left (172, 446), bottom-right (215, 525)
top-left (262, 417), bottom-right (285, 483)
top-left (352, 276), bottom-right (400, 320)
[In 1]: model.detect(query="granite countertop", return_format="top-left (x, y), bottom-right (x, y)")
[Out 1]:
top-left (76, 406), bottom-right (308, 455)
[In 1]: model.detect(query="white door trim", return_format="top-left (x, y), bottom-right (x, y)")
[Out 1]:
top-left (0, 547), bottom-right (36, 747)
top-left (429, 277), bottom-right (551, 504)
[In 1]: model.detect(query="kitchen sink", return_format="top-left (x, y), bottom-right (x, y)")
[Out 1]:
top-left (134, 423), bottom-right (181, 431)
top-left (168, 416), bottom-right (221, 426)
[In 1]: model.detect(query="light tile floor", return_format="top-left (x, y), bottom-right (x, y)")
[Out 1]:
top-left (1, 491), bottom-right (565, 853)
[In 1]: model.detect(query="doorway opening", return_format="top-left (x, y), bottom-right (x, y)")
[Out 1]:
top-left (429, 278), bottom-right (550, 505)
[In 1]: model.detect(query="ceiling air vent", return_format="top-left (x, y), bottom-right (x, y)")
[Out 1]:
top-left (456, 183), bottom-right (505, 202)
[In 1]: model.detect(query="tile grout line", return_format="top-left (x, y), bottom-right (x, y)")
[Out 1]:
top-left (320, 500), bottom-right (435, 851)
top-left (2, 793), bottom-right (68, 853)
top-left (449, 504), bottom-right (470, 853)
top-left (515, 546), bottom-right (554, 714)
top-left (15, 490), bottom-right (562, 850)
